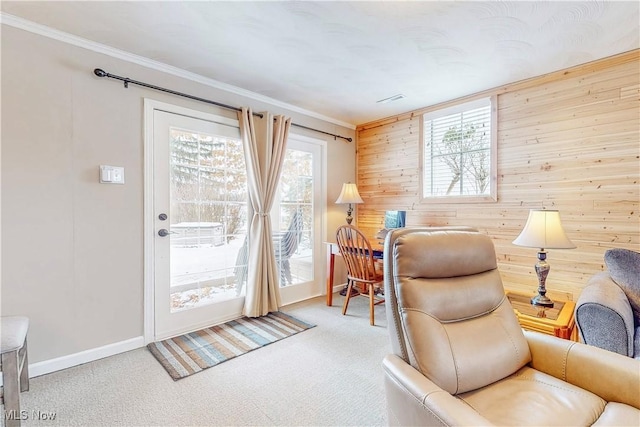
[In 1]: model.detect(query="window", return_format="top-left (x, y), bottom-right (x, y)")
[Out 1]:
top-left (421, 96), bottom-right (496, 201)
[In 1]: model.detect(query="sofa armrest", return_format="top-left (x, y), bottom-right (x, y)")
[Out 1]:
top-left (576, 272), bottom-right (635, 356)
top-left (524, 331), bottom-right (640, 409)
top-left (383, 354), bottom-right (493, 426)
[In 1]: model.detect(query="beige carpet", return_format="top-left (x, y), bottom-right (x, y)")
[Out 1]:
top-left (7, 295), bottom-right (390, 426)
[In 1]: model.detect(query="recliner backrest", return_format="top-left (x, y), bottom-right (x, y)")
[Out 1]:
top-left (384, 228), bottom-right (531, 394)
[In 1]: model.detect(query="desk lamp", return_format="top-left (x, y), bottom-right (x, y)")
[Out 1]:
top-left (513, 209), bottom-right (575, 307)
top-left (335, 183), bottom-right (363, 224)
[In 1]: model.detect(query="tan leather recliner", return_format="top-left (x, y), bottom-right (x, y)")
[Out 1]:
top-left (382, 228), bottom-right (640, 426)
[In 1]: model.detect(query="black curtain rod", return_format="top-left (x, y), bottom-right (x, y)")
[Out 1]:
top-left (93, 68), bottom-right (352, 142)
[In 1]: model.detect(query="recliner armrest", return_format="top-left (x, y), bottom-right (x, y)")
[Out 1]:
top-left (383, 354), bottom-right (492, 426)
top-left (524, 331), bottom-right (640, 409)
top-left (576, 272), bottom-right (635, 356)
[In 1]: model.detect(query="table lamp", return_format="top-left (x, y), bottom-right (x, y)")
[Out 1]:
top-left (335, 183), bottom-right (363, 224)
top-left (512, 209), bottom-right (575, 307)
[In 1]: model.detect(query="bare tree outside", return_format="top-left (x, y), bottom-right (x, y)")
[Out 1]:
top-left (467, 147), bottom-right (490, 194)
top-left (438, 122), bottom-right (489, 195)
top-left (424, 102), bottom-right (492, 197)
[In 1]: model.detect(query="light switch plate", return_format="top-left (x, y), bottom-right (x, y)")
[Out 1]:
top-left (100, 165), bottom-right (125, 184)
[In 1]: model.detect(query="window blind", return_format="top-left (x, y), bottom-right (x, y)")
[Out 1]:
top-left (423, 98), bottom-right (492, 197)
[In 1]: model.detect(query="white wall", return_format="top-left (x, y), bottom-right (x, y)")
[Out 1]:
top-left (1, 24), bottom-right (355, 364)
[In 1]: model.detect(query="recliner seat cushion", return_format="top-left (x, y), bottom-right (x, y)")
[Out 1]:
top-left (592, 402), bottom-right (640, 426)
top-left (459, 366), bottom-right (608, 426)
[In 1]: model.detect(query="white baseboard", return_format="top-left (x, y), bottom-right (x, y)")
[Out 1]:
top-left (333, 284), bottom-right (347, 294)
top-left (0, 336), bottom-right (145, 386)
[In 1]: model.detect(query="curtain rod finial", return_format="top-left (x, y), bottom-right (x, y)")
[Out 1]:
top-left (94, 68), bottom-right (107, 77)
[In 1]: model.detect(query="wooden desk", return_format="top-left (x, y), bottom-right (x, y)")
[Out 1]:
top-left (325, 242), bottom-right (383, 306)
top-left (506, 292), bottom-right (577, 340)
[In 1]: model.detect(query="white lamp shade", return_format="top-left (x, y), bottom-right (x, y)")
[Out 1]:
top-left (335, 183), bottom-right (364, 204)
top-left (513, 209), bottom-right (576, 249)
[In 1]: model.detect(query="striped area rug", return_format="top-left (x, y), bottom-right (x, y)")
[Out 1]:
top-left (147, 311), bottom-right (315, 380)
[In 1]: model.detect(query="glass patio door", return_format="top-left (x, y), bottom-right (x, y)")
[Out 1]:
top-left (152, 107), bottom-right (247, 340)
top-left (275, 138), bottom-right (323, 305)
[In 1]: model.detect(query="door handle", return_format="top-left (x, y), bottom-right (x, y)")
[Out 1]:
top-left (158, 229), bottom-right (177, 237)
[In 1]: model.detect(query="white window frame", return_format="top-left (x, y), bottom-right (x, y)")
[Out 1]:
top-left (420, 95), bottom-right (497, 203)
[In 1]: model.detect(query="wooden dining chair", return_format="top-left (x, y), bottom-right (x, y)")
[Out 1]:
top-left (335, 225), bottom-right (385, 325)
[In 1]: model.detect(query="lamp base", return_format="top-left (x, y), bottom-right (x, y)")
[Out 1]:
top-left (345, 203), bottom-right (354, 225)
top-left (531, 294), bottom-right (554, 308)
top-left (531, 250), bottom-right (554, 307)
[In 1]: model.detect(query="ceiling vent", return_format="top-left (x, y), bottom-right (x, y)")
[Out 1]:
top-left (376, 94), bottom-right (406, 104)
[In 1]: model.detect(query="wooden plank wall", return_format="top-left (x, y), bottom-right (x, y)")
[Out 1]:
top-left (356, 50), bottom-right (640, 301)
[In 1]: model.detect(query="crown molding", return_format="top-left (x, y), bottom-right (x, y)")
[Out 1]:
top-left (0, 12), bottom-right (356, 130)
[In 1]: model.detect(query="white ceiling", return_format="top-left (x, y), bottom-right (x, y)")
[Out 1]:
top-left (2, 1), bottom-right (639, 126)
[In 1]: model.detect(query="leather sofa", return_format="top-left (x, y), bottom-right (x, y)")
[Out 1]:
top-left (382, 228), bottom-right (640, 426)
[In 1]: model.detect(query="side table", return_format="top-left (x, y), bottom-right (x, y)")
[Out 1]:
top-left (506, 292), bottom-right (577, 340)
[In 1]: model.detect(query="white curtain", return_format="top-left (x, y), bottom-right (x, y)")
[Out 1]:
top-left (238, 107), bottom-right (291, 317)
